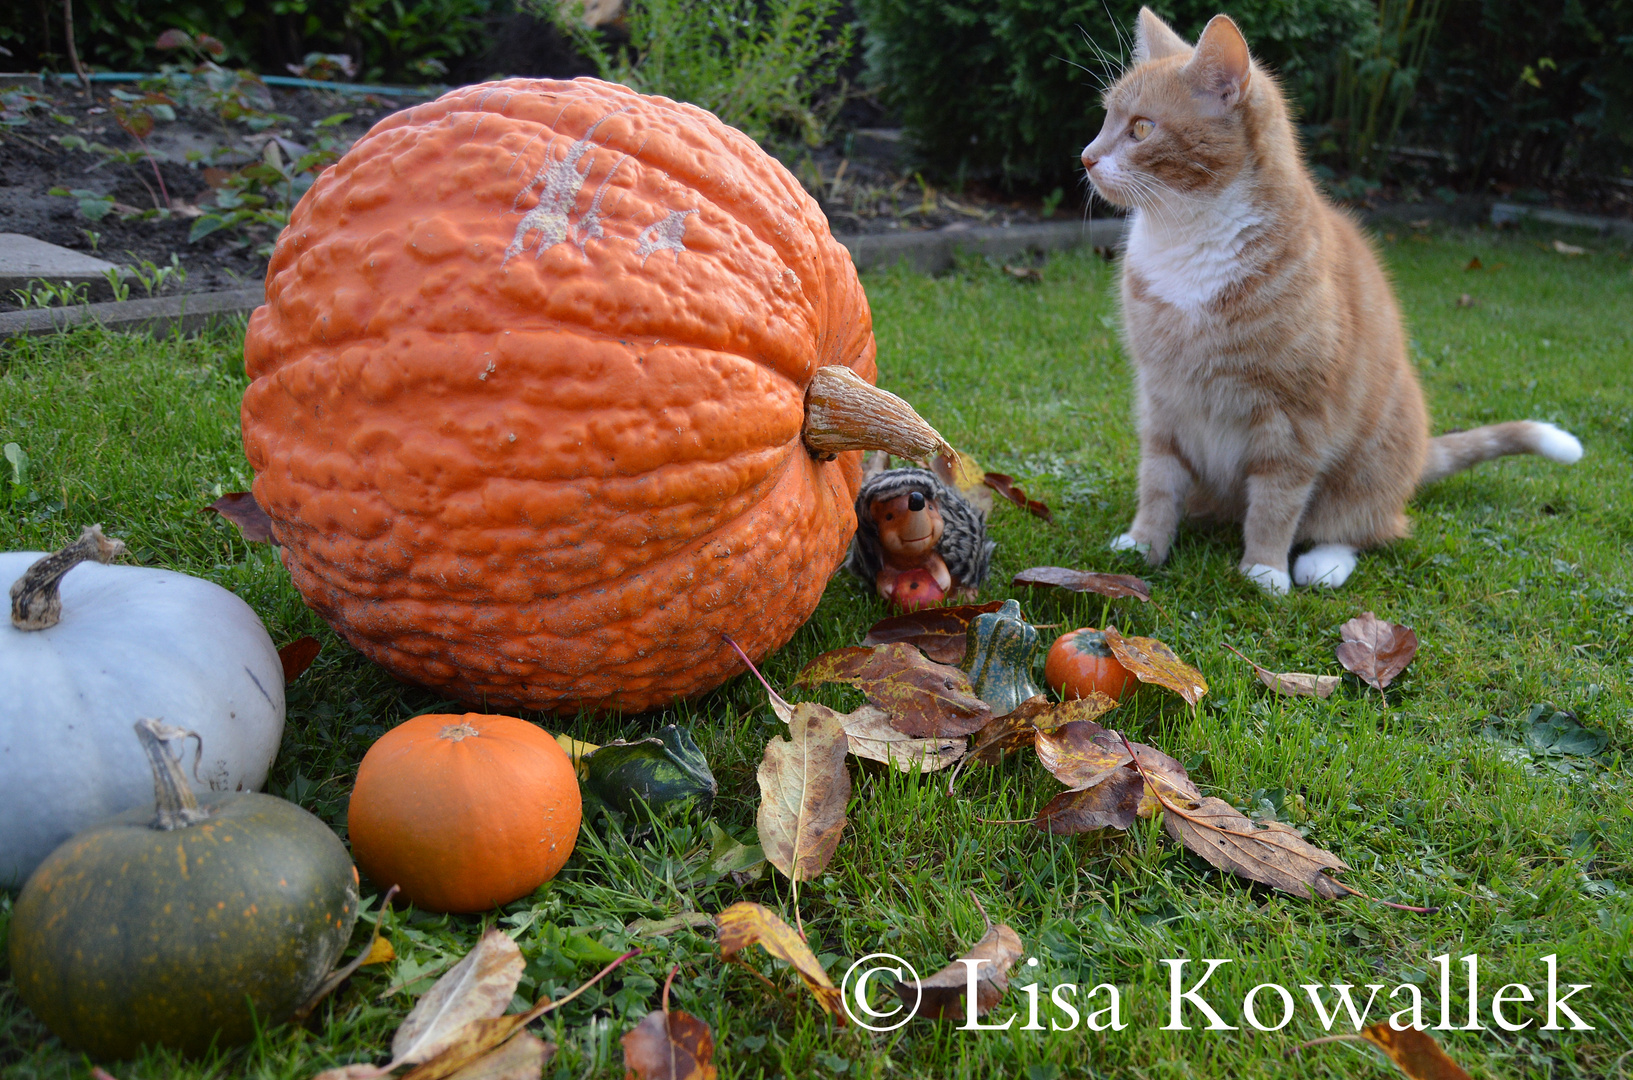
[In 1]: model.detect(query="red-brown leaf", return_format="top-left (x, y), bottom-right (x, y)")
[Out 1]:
top-left (862, 601), bottom-right (1005, 665)
top-left (794, 644), bottom-right (992, 737)
top-left (1335, 612), bottom-right (1419, 692)
top-left (205, 491), bottom-right (278, 544)
top-left (1359, 1023), bottom-right (1473, 1080)
top-left (1011, 566), bottom-right (1151, 602)
top-left (982, 473), bottom-right (1053, 523)
top-left (620, 1009), bottom-right (717, 1080)
top-left (1102, 627), bottom-right (1208, 704)
top-left (1033, 772), bottom-right (1144, 833)
top-left (897, 922), bottom-right (1023, 1021)
top-left (278, 636), bottom-right (322, 683)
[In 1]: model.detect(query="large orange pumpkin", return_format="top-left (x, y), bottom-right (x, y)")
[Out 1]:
top-left (241, 78), bottom-right (945, 712)
top-left (347, 713), bottom-right (581, 913)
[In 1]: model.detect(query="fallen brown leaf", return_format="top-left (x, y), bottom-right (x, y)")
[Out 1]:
top-left (1552, 239), bottom-right (1587, 255)
top-left (899, 917), bottom-right (1023, 1021)
top-left (1335, 612), bottom-right (1418, 693)
top-left (756, 703), bottom-right (850, 883)
top-left (1002, 264), bottom-right (1042, 282)
top-left (1153, 790), bottom-right (1350, 900)
top-left (1034, 720), bottom-right (1129, 790)
top-left (621, 1010), bottom-right (716, 1080)
top-left (1359, 1024), bottom-right (1474, 1080)
top-left (840, 704), bottom-right (965, 773)
top-left (438, 1031), bottom-right (553, 1080)
top-left (982, 473), bottom-right (1054, 523)
top-left (204, 491), bottom-right (278, 543)
top-left (967, 694), bottom-right (1117, 767)
top-left (1456, 293), bottom-right (1477, 307)
top-left (794, 643), bottom-right (992, 737)
top-left (716, 902), bottom-right (844, 1021)
top-left (279, 636), bottom-right (322, 683)
top-left (1463, 256), bottom-right (1482, 271)
top-left (1222, 642), bottom-right (1339, 699)
top-left (861, 601), bottom-right (1005, 664)
top-left (1033, 772), bottom-right (1144, 833)
top-left (1102, 627), bottom-right (1208, 704)
top-left (391, 930), bottom-right (525, 1067)
top-left (1011, 566), bottom-right (1151, 602)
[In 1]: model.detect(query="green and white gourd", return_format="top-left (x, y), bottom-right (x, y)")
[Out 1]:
top-left (0, 525), bottom-right (285, 889)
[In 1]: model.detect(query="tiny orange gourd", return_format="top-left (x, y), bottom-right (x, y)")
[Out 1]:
top-left (347, 713), bottom-right (581, 913)
top-left (1045, 628), bottom-right (1137, 702)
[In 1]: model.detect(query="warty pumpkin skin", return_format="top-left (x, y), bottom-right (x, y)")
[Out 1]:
top-left (347, 713), bottom-right (582, 913)
top-left (9, 723), bottom-right (358, 1061)
top-left (241, 77), bottom-right (882, 713)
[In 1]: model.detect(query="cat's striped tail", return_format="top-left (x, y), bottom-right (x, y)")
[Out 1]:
top-left (1419, 421), bottom-right (1584, 485)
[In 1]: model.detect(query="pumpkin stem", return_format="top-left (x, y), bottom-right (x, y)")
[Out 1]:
top-left (9, 524), bottom-right (126, 631)
top-left (802, 366), bottom-right (955, 462)
top-left (134, 718), bottom-right (211, 831)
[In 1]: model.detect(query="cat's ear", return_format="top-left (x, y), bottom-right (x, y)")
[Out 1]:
top-left (1134, 7), bottom-right (1191, 63)
top-left (1184, 14), bottom-right (1252, 113)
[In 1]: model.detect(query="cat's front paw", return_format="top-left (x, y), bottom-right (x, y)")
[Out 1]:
top-left (1292, 544), bottom-right (1357, 589)
top-left (1242, 563), bottom-right (1291, 596)
top-left (1109, 532), bottom-right (1150, 555)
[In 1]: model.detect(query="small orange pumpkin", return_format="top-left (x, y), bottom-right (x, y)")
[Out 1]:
top-left (1045, 628), bottom-right (1137, 703)
top-left (347, 713), bottom-right (581, 913)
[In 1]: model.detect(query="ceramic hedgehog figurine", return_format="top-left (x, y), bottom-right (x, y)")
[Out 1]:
top-left (846, 468), bottom-right (996, 610)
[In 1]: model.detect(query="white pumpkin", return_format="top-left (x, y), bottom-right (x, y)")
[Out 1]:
top-left (1, 526), bottom-right (285, 888)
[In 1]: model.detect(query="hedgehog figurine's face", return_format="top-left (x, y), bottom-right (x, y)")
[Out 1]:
top-left (869, 490), bottom-right (945, 566)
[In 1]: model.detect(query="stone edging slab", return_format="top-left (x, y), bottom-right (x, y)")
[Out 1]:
top-left (0, 288), bottom-right (266, 339)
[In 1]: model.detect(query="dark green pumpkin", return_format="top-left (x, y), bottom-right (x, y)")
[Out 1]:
top-left (8, 721), bottom-right (358, 1061)
top-left (963, 598), bottom-right (1044, 716)
top-left (582, 724), bottom-right (716, 824)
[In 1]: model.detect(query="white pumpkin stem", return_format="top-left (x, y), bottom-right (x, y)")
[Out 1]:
top-left (134, 719), bottom-right (211, 830)
top-left (9, 524), bottom-right (126, 631)
top-left (802, 366), bottom-right (955, 462)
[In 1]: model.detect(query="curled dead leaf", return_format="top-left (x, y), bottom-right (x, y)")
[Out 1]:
top-left (204, 491), bottom-right (278, 544)
top-left (982, 473), bottom-right (1053, 523)
top-left (716, 902), bottom-right (844, 1021)
top-left (1102, 627), bottom-right (1208, 704)
top-left (756, 703), bottom-right (849, 883)
top-left (841, 704), bottom-right (964, 773)
top-left (1033, 772), bottom-right (1144, 833)
top-left (1011, 566), bottom-right (1151, 602)
top-left (794, 643), bottom-right (991, 737)
top-left (899, 921), bottom-right (1023, 1021)
top-left (1160, 796), bottom-right (1350, 900)
top-left (1222, 642), bottom-right (1339, 698)
top-left (391, 930), bottom-right (525, 1066)
top-left (861, 601), bottom-right (1005, 665)
top-left (278, 636), bottom-right (322, 683)
top-left (1335, 612), bottom-right (1418, 693)
top-left (1359, 1023), bottom-right (1474, 1080)
top-left (621, 1010), bottom-right (717, 1080)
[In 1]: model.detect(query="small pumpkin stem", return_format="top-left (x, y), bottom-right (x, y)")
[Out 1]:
top-left (134, 718), bottom-right (211, 831)
top-left (802, 366), bottom-right (955, 462)
top-left (9, 524), bottom-right (126, 631)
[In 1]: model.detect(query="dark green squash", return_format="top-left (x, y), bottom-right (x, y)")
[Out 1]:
top-left (582, 724), bottom-right (717, 824)
top-left (962, 599), bottom-right (1044, 716)
top-left (8, 719), bottom-right (358, 1061)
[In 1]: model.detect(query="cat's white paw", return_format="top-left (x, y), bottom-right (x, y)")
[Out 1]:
top-left (1110, 532), bottom-right (1149, 554)
top-left (1243, 563), bottom-right (1291, 596)
top-left (1292, 544), bottom-right (1358, 589)
top-left (1527, 422), bottom-right (1584, 464)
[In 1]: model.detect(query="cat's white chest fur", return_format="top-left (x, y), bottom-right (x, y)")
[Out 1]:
top-left (1124, 177), bottom-right (1262, 314)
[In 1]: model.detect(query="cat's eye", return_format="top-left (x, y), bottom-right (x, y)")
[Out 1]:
top-left (1130, 119), bottom-right (1154, 141)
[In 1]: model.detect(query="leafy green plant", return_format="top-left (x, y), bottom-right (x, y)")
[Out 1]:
top-left (101, 255), bottom-right (188, 303)
top-left (10, 279), bottom-right (90, 309)
top-left (1304, 0), bottom-right (1448, 178)
top-left (147, 29), bottom-right (291, 135)
top-left (546, 0), bottom-right (854, 151)
top-left (47, 187), bottom-right (117, 222)
top-left (189, 132), bottom-right (343, 255)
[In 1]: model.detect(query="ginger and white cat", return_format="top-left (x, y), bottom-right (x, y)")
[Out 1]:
top-left (1082, 9), bottom-right (1583, 594)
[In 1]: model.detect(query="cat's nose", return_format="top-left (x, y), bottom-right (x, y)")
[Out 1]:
top-left (1081, 149), bottom-right (1099, 170)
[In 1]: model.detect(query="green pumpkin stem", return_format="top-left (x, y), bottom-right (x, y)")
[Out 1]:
top-left (802, 365), bottom-right (955, 462)
top-left (134, 719), bottom-right (211, 830)
top-left (9, 524), bottom-right (126, 631)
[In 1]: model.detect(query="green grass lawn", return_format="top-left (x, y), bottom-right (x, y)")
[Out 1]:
top-left (2, 221), bottom-right (1630, 1079)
